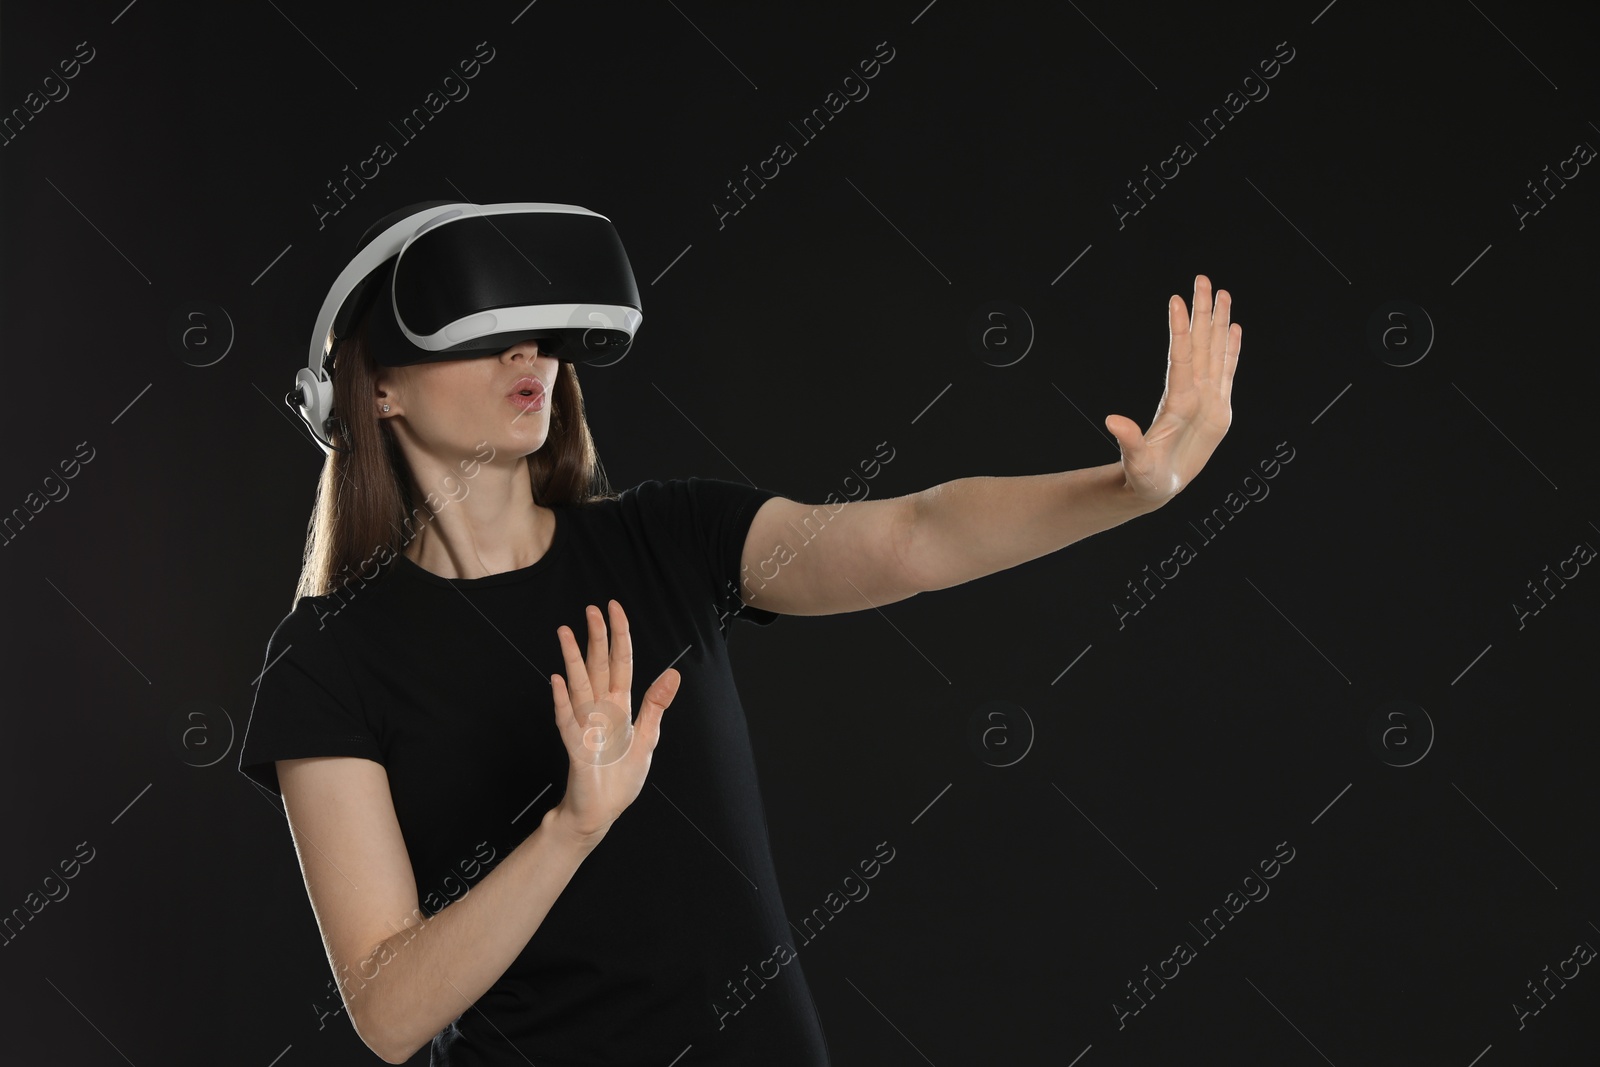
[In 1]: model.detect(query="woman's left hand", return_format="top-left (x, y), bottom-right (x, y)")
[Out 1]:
top-left (1106, 274), bottom-right (1242, 508)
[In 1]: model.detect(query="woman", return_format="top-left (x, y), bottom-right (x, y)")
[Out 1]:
top-left (239, 207), bottom-right (1240, 1065)
top-left (239, 245), bottom-right (843, 1062)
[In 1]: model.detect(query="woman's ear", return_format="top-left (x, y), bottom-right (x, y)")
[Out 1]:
top-left (372, 366), bottom-right (402, 414)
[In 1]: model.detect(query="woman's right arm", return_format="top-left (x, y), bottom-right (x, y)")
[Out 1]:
top-left (278, 754), bottom-right (602, 1064)
top-left (278, 599), bottom-right (676, 1064)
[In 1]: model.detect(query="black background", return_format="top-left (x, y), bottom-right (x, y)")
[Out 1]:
top-left (2, 1), bottom-right (1597, 1064)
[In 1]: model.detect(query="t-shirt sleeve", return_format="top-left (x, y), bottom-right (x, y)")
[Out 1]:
top-left (687, 476), bottom-right (785, 633)
top-left (236, 599), bottom-right (386, 801)
top-left (638, 476), bottom-right (784, 635)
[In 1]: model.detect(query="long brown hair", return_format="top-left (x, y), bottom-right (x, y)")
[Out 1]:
top-left (292, 293), bottom-right (619, 609)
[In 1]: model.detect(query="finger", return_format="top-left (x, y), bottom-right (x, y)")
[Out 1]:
top-left (1188, 274), bottom-right (1213, 369)
top-left (1222, 323), bottom-right (1241, 406)
top-left (1209, 288), bottom-right (1231, 382)
top-left (550, 672), bottom-right (576, 738)
top-left (606, 600), bottom-right (632, 705)
top-left (1106, 413), bottom-right (1140, 455)
top-left (582, 604), bottom-right (610, 699)
top-left (633, 667), bottom-right (679, 756)
top-left (556, 623), bottom-right (595, 707)
top-left (1107, 415), bottom-right (1154, 493)
top-left (1190, 274), bottom-right (1213, 334)
top-left (1167, 293), bottom-right (1195, 397)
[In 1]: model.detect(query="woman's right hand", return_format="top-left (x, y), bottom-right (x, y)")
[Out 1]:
top-left (548, 599), bottom-right (679, 846)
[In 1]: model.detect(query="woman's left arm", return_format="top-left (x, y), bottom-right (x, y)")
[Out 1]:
top-left (741, 276), bottom-right (1240, 612)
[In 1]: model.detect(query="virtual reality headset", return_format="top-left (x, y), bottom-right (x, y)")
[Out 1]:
top-left (287, 200), bottom-right (644, 455)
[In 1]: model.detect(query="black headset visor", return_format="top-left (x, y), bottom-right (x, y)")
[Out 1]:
top-left (348, 208), bottom-right (643, 368)
top-left (294, 201), bottom-right (642, 456)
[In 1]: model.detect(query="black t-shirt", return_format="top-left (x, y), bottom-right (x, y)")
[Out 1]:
top-left (238, 477), bottom-right (832, 1067)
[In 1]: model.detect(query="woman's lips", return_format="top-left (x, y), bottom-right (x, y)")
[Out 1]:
top-left (508, 389), bottom-right (546, 412)
top-left (508, 376), bottom-right (546, 412)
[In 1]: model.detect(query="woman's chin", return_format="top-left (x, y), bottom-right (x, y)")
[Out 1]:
top-left (497, 428), bottom-right (549, 458)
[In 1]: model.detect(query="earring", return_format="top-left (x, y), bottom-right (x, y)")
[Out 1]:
top-left (381, 404), bottom-right (391, 412)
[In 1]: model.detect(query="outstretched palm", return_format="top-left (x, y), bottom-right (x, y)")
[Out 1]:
top-left (550, 600), bottom-right (680, 842)
top-left (1106, 275), bottom-right (1242, 506)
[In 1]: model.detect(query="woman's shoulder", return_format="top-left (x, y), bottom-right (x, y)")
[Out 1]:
top-left (274, 572), bottom-right (397, 642)
top-left (267, 591), bottom-right (346, 646)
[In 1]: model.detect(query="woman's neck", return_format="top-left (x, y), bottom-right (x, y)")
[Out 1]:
top-left (402, 492), bottom-right (555, 580)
